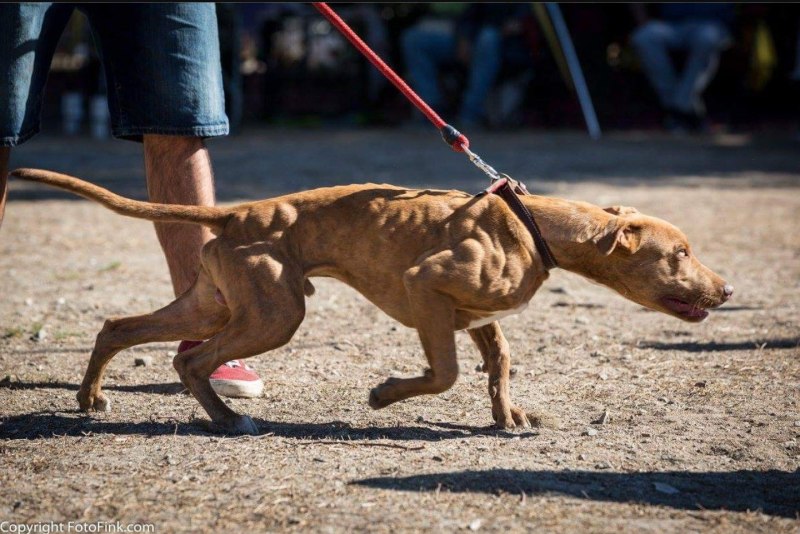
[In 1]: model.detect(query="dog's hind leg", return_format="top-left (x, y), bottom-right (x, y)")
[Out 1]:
top-left (77, 270), bottom-right (229, 412)
top-left (167, 242), bottom-right (307, 434)
top-left (468, 322), bottom-right (530, 429)
top-left (172, 276), bottom-right (305, 435)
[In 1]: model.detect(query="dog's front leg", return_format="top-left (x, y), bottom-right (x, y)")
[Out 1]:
top-left (369, 268), bottom-right (459, 409)
top-left (468, 322), bottom-right (530, 429)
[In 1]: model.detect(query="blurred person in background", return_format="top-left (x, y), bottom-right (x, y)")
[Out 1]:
top-left (333, 3), bottom-right (391, 107)
top-left (0, 4), bottom-right (264, 398)
top-left (401, 3), bottom-right (532, 129)
top-left (55, 14), bottom-right (110, 139)
top-left (249, 3), bottom-right (389, 122)
top-left (631, 3), bottom-right (735, 133)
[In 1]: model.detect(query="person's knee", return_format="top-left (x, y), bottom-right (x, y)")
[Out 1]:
top-left (475, 27), bottom-right (502, 46)
top-left (473, 27), bottom-right (503, 55)
top-left (144, 134), bottom-right (205, 158)
top-left (143, 135), bottom-right (213, 206)
top-left (632, 21), bottom-right (671, 49)
top-left (401, 27), bottom-right (425, 58)
top-left (690, 24), bottom-right (730, 52)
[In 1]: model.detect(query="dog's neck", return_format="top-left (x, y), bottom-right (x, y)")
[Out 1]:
top-left (519, 195), bottom-right (617, 282)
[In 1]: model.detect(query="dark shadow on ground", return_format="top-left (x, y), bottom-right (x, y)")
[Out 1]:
top-left (0, 412), bottom-right (534, 442)
top-left (7, 344), bottom-right (175, 355)
top-left (551, 302), bottom-right (605, 309)
top-left (354, 468), bottom-right (800, 518)
top-left (8, 347), bottom-right (97, 355)
top-left (712, 305), bottom-right (764, 312)
top-left (641, 337), bottom-right (800, 352)
top-left (0, 380), bottom-right (185, 395)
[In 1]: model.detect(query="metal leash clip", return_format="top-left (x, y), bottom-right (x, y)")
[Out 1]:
top-left (462, 143), bottom-right (531, 196)
top-left (461, 144), bottom-right (501, 183)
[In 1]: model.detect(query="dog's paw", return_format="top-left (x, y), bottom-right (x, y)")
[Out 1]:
top-left (368, 379), bottom-right (400, 410)
top-left (234, 415), bottom-right (259, 435)
top-left (510, 406), bottom-right (531, 428)
top-left (494, 406), bottom-right (531, 430)
top-left (77, 390), bottom-right (112, 412)
top-left (368, 387), bottom-right (389, 410)
top-left (215, 415), bottom-right (259, 436)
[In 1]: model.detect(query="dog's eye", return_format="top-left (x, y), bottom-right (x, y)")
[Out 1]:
top-left (677, 249), bottom-right (688, 258)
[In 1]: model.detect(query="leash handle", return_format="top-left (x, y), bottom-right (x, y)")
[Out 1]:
top-left (312, 2), bottom-right (469, 152)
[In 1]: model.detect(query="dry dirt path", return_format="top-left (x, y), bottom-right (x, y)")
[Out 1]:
top-left (1, 130), bottom-right (798, 532)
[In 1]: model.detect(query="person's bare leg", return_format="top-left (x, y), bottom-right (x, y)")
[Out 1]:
top-left (143, 135), bottom-right (215, 297)
top-left (143, 134), bottom-right (263, 399)
top-left (0, 147), bottom-right (10, 230)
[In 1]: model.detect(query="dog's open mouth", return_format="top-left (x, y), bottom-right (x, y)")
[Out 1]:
top-left (661, 297), bottom-right (709, 321)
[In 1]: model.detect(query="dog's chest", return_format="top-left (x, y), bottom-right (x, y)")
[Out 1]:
top-left (465, 303), bottom-right (529, 330)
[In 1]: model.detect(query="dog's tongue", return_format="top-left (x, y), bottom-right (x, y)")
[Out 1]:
top-left (667, 298), bottom-right (692, 312)
top-left (685, 307), bottom-right (708, 319)
top-left (664, 297), bottom-right (707, 318)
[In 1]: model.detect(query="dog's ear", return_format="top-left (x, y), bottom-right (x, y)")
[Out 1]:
top-left (603, 205), bottom-right (638, 217)
top-left (594, 219), bottom-right (643, 255)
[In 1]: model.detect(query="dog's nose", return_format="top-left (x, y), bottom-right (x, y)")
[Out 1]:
top-left (722, 284), bottom-right (734, 300)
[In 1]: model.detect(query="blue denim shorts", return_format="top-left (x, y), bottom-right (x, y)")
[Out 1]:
top-left (0, 3), bottom-right (229, 146)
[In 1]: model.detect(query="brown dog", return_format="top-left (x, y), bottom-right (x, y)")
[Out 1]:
top-left (11, 168), bottom-right (733, 434)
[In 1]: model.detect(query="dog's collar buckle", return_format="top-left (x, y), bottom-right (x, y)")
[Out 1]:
top-left (484, 173), bottom-right (529, 196)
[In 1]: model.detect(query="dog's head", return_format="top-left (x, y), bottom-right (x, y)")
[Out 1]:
top-left (588, 206), bottom-right (732, 322)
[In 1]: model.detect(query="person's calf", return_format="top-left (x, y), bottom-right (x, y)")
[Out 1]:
top-left (143, 134), bottom-right (215, 297)
top-left (143, 136), bottom-right (265, 399)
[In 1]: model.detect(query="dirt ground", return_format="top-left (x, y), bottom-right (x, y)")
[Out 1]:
top-left (1, 130), bottom-right (798, 533)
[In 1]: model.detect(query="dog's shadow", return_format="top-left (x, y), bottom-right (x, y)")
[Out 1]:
top-left (0, 379), bottom-right (185, 395)
top-left (640, 336), bottom-right (800, 352)
top-left (1, 379), bottom-right (539, 441)
top-left (0, 409), bottom-right (536, 442)
top-left (354, 468), bottom-right (800, 518)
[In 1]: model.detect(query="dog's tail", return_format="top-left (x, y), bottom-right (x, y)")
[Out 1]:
top-left (11, 168), bottom-right (232, 232)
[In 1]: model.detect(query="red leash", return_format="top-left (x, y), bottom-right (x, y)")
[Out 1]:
top-left (312, 2), bottom-right (557, 270)
top-left (312, 2), bottom-right (469, 153)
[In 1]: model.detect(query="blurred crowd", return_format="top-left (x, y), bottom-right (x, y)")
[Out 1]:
top-left (44, 3), bottom-right (800, 137)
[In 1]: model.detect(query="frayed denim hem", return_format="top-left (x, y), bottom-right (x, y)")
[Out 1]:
top-left (112, 123), bottom-right (230, 142)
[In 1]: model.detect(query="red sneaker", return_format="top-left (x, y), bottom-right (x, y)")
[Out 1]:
top-left (177, 341), bottom-right (264, 398)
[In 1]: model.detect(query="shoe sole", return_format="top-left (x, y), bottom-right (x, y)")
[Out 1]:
top-left (210, 378), bottom-right (264, 399)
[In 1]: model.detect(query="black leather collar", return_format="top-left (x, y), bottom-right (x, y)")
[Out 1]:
top-left (480, 177), bottom-right (558, 272)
